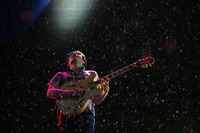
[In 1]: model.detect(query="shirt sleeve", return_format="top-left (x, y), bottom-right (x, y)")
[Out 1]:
top-left (48, 72), bottom-right (61, 85)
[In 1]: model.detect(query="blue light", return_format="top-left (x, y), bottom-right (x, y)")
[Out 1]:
top-left (0, 0), bottom-right (51, 46)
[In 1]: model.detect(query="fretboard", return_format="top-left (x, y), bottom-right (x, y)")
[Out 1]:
top-left (100, 62), bottom-right (136, 81)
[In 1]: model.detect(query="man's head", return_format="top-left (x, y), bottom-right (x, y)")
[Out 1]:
top-left (66, 51), bottom-right (87, 69)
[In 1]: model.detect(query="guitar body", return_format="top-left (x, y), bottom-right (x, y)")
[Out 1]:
top-left (56, 72), bottom-right (104, 115)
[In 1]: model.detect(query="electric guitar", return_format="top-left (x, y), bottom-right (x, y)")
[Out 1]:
top-left (56, 57), bottom-right (155, 115)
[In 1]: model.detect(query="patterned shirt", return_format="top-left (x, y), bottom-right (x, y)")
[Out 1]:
top-left (48, 66), bottom-right (97, 116)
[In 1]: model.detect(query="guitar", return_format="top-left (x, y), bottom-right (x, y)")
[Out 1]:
top-left (56, 57), bottom-right (154, 115)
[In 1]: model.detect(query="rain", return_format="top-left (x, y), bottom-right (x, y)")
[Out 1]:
top-left (0, 0), bottom-right (200, 133)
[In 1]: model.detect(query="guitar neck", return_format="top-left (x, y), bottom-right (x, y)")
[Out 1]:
top-left (95, 57), bottom-right (154, 83)
top-left (100, 62), bottom-right (136, 81)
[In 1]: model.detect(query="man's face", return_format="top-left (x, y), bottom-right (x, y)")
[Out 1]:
top-left (68, 51), bottom-right (85, 65)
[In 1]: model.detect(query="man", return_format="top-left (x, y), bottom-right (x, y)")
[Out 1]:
top-left (47, 50), bottom-right (110, 133)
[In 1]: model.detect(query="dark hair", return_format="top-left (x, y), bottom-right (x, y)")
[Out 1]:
top-left (66, 51), bottom-right (87, 67)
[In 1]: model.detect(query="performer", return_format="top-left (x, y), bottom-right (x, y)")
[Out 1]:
top-left (47, 50), bottom-right (110, 133)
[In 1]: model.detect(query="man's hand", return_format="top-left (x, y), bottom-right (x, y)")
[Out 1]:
top-left (72, 88), bottom-right (85, 97)
top-left (100, 77), bottom-right (110, 93)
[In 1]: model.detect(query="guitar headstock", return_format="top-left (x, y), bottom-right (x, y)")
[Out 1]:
top-left (134, 57), bottom-right (155, 68)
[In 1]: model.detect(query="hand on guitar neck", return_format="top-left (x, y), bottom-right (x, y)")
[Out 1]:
top-left (92, 77), bottom-right (110, 105)
top-left (100, 77), bottom-right (110, 93)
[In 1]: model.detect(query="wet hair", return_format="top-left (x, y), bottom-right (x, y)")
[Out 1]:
top-left (66, 50), bottom-right (87, 68)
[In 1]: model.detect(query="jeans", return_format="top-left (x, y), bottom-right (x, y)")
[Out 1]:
top-left (60, 112), bottom-right (95, 133)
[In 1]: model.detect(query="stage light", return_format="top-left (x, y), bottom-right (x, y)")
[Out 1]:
top-left (52, 0), bottom-right (95, 29)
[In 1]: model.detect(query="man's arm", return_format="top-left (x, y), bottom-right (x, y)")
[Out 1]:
top-left (47, 84), bottom-right (84, 99)
top-left (47, 84), bottom-right (71, 99)
top-left (93, 78), bottom-right (110, 105)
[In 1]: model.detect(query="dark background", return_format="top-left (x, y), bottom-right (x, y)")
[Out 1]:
top-left (1, 0), bottom-right (200, 133)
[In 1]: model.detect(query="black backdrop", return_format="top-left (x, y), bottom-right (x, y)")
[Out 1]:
top-left (1, 0), bottom-right (200, 132)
